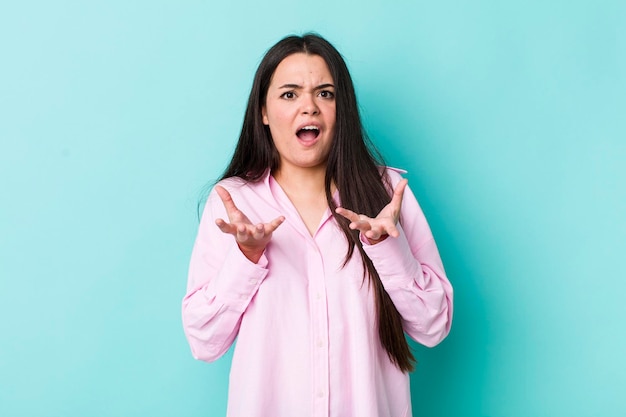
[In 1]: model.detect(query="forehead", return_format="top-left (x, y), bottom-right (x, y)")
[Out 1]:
top-left (270, 53), bottom-right (334, 85)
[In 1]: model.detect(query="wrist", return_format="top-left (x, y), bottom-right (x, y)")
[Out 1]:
top-left (363, 233), bottom-right (389, 245)
top-left (238, 244), bottom-right (265, 263)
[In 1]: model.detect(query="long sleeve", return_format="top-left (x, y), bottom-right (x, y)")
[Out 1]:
top-left (182, 186), bottom-right (270, 362)
top-left (362, 172), bottom-right (453, 347)
top-left (181, 172), bottom-right (444, 416)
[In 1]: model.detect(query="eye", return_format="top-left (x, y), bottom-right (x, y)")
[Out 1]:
top-left (319, 90), bottom-right (335, 99)
top-left (280, 91), bottom-right (296, 99)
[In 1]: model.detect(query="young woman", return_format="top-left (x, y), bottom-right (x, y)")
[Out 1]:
top-left (182, 33), bottom-right (453, 417)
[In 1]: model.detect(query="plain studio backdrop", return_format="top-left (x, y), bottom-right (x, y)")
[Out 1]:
top-left (1, 1), bottom-right (624, 416)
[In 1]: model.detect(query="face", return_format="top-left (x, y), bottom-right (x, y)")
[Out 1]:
top-left (262, 53), bottom-right (336, 175)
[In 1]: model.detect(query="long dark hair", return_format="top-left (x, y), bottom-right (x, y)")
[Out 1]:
top-left (220, 33), bottom-right (415, 372)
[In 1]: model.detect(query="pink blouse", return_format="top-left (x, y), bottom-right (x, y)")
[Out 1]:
top-left (182, 169), bottom-right (453, 417)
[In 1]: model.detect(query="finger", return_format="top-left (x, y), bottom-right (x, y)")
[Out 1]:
top-left (385, 223), bottom-right (400, 238)
top-left (215, 218), bottom-right (237, 235)
top-left (265, 216), bottom-right (286, 234)
top-left (215, 185), bottom-right (240, 216)
top-left (373, 218), bottom-right (400, 238)
top-left (350, 220), bottom-right (372, 232)
top-left (390, 179), bottom-right (408, 208)
top-left (235, 224), bottom-right (251, 242)
top-left (364, 230), bottom-right (380, 241)
top-left (252, 223), bottom-right (265, 240)
top-left (365, 224), bottom-right (385, 240)
top-left (335, 207), bottom-right (361, 223)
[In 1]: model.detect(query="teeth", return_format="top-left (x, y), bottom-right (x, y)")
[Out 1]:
top-left (301, 126), bottom-right (319, 131)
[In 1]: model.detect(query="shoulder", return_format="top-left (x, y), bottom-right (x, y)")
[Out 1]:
top-left (379, 166), bottom-right (408, 187)
top-left (207, 173), bottom-right (275, 211)
top-left (212, 173), bottom-right (268, 196)
top-left (214, 176), bottom-right (249, 191)
top-left (204, 177), bottom-right (259, 211)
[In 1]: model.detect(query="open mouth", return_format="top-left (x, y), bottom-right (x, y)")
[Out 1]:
top-left (296, 125), bottom-right (320, 141)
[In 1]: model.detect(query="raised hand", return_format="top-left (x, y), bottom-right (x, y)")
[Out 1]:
top-left (335, 179), bottom-right (408, 244)
top-left (214, 185), bottom-right (285, 263)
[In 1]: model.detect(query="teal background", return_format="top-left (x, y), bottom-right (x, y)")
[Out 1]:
top-left (1, 0), bottom-right (624, 416)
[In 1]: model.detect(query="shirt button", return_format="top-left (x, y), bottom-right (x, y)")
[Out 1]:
top-left (317, 340), bottom-right (324, 348)
top-left (317, 391), bottom-right (324, 398)
top-left (316, 293), bottom-right (322, 300)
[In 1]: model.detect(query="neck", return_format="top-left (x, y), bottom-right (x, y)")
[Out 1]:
top-left (273, 165), bottom-right (328, 197)
top-left (272, 165), bottom-right (335, 237)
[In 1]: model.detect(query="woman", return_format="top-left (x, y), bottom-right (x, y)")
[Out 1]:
top-left (182, 33), bottom-right (453, 417)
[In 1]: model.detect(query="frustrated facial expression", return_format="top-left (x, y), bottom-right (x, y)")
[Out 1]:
top-left (262, 53), bottom-right (336, 175)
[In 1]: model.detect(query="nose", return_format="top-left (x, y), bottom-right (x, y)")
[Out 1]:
top-left (301, 94), bottom-right (319, 115)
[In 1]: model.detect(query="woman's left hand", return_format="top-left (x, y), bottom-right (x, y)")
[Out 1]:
top-left (335, 179), bottom-right (408, 244)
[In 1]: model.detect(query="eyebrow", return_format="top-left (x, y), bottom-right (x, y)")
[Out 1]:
top-left (278, 83), bottom-right (335, 90)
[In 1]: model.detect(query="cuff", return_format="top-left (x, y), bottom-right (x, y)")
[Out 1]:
top-left (361, 225), bottom-right (422, 289)
top-left (213, 244), bottom-right (269, 312)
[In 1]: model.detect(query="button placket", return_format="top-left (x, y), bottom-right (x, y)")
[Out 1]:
top-left (308, 241), bottom-right (329, 417)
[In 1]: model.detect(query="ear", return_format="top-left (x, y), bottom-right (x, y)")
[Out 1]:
top-left (262, 106), bottom-right (269, 125)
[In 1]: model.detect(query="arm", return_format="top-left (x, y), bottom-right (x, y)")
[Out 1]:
top-left (337, 171), bottom-right (453, 347)
top-left (181, 185), bottom-right (283, 361)
top-left (362, 223), bottom-right (453, 347)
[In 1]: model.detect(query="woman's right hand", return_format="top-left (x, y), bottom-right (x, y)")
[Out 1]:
top-left (214, 185), bottom-right (285, 263)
